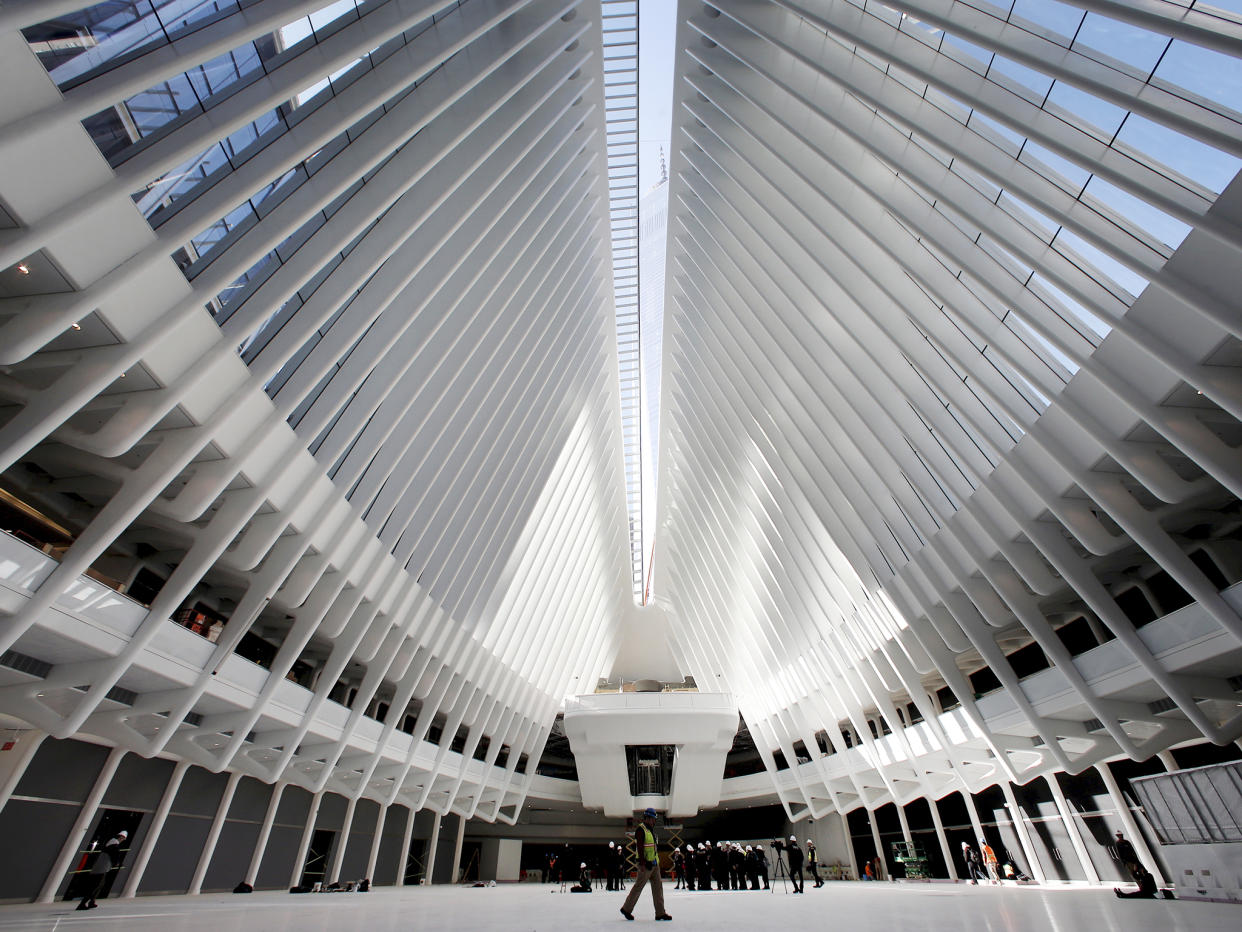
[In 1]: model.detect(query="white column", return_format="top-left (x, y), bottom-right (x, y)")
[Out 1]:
top-left (189, 770), bottom-right (242, 894)
top-left (243, 781), bottom-right (287, 887)
top-left (366, 803), bottom-right (389, 883)
top-left (1158, 751), bottom-right (1179, 772)
top-left (999, 781), bottom-right (1045, 884)
top-left (961, 789), bottom-right (987, 847)
top-left (328, 795), bottom-right (358, 884)
top-left (840, 811), bottom-right (859, 880)
top-left (867, 808), bottom-right (885, 879)
top-left (1095, 763), bottom-right (1167, 884)
top-left (0, 730), bottom-right (45, 811)
top-left (37, 746), bottom-right (126, 903)
top-left (396, 805), bottom-right (416, 886)
top-left (1046, 774), bottom-right (1099, 884)
top-left (425, 811), bottom-right (442, 884)
top-left (927, 797), bottom-right (958, 881)
top-left (290, 791), bottom-right (325, 888)
top-left (121, 760), bottom-right (190, 898)
top-left (895, 802), bottom-right (914, 847)
top-left (451, 813), bottom-right (466, 884)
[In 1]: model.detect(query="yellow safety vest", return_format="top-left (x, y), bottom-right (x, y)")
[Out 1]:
top-left (637, 824), bottom-right (657, 864)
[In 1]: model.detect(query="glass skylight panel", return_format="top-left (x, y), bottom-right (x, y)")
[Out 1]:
top-left (602, 0), bottom-right (644, 600)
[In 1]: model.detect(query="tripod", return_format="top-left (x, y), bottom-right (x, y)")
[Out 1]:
top-left (770, 851), bottom-right (790, 894)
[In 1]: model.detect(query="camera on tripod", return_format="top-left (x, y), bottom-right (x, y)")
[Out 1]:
top-left (770, 839), bottom-right (785, 851)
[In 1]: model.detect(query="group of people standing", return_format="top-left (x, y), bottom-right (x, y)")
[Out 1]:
top-left (670, 840), bottom-right (773, 891)
top-left (960, 838), bottom-right (1001, 884)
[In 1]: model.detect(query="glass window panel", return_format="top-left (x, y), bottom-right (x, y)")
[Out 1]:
top-left (125, 72), bottom-right (199, 136)
top-left (1113, 113), bottom-right (1242, 195)
top-left (1043, 80), bottom-right (1127, 138)
top-left (1009, 0), bottom-right (1085, 46)
top-left (1050, 226), bottom-right (1149, 305)
top-left (24, 2), bottom-right (165, 89)
top-left (1153, 39), bottom-right (1242, 120)
top-left (1019, 140), bottom-right (1091, 195)
top-left (154, 0), bottom-right (237, 39)
top-left (1072, 13), bottom-right (1170, 78)
top-left (1082, 175), bottom-right (1191, 250)
top-left (941, 33), bottom-right (994, 74)
top-left (968, 110), bottom-right (1026, 157)
top-left (988, 55), bottom-right (1054, 104)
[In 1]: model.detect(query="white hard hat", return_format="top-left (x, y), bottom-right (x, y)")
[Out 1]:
top-left (756, 844), bottom-right (764, 850)
top-left (580, 862), bottom-right (586, 869)
top-left (789, 835), bottom-right (797, 842)
top-left (609, 841), bottom-right (614, 848)
top-left (807, 839), bottom-right (814, 845)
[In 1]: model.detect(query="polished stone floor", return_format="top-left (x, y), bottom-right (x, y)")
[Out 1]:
top-left (0, 881), bottom-right (1236, 932)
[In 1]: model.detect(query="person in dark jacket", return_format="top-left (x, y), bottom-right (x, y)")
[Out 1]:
top-left (786, 836), bottom-right (805, 893)
top-left (78, 830), bottom-right (127, 910)
top-left (683, 846), bottom-right (695, 891)
top-left (672, 847), bottom-right (685, 889)
top-left (729, 843), bottom-right (745, 889)
top-left (1114, 832), bottom-right (1140, 881)
top-left (961, 841), bottom-right (986, 884)
top-left (755, 844), bottom-right (770, 889)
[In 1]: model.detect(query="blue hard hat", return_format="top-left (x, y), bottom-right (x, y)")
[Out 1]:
top-left (643, 807), bottom-right (657, 818)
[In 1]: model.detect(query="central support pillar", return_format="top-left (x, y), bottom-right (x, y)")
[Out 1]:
top-left (451, 812), bottom-right (466, 883)
top-left (425, 811), bottom-right (442, 884)
top-left (927, 797), bottom-right (957, 881)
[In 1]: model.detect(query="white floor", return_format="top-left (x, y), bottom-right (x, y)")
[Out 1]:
top-left (0, 882), bottom-right (1237, 932)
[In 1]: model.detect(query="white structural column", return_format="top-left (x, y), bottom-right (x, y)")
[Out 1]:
top-left (1095, 763), bottom-right (1166, 884)
top-left (396, 805), bottom-right (416, 887)
top-left (451, 813), bottom-right (467, 884)
top-left (189, 770), bottom-right (242, 895)
top-left (243, 781), bottom-right (288, 888)
top-left (867, 809), bottom-right (885, 878)
top-left (895, 803), bottom-right (914, 848)
top-left (999, 781), bottom-right (1045, 885)
top-left (927, 798), bottom-right (957, 882)
top-left (961, 791), bottom-right (987, 851)
top-left (37, 747), bottom-right (125, 903)
top-left (291, 791), bottom-right (325, 889)
top-left (425, 811), bottom-right (443, 885)
top-left (366, 804), bottom-right (389, 883)
top-left (328, 795), bottom-right (359, 885)
top-left (122, 760), bottom-right (191, 898)
top-left (840, 811), bottom-right (859, 881)
top-left (1046, 775), bottom-right (1099, 884)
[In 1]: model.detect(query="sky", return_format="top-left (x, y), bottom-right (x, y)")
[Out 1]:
top-left (638, 0), bottom-right (676, 194)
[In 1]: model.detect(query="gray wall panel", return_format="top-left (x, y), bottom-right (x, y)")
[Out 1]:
top-left (255, 825), bottom-right (302, 890)
top-left (0, 801), bottom-right (78, 902)
top-left (139, 814), bottom-right (211, 895)
top-left (15, 738), bottom-right (108, 803)
top-left (172, 768), bottom-right (228, 818)
top-left (275, 786), bottom-right (312, 826)
top-left (228, 777), bottom-right (274, 822)
top-left (317, 793), bottom-right (346, 829)
top-left (202, 820), bottom-right (260, 892)
top-left (102, 755), bottom-right (175, 812)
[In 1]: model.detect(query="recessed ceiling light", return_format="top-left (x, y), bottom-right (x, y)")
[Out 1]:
top-left (16, 263), bottom-right (30, 275)
top-left (71, 322), bottom-right (82, 331)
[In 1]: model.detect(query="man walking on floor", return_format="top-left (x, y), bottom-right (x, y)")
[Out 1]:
top-left (620, 808), bottom-right (672, 922)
